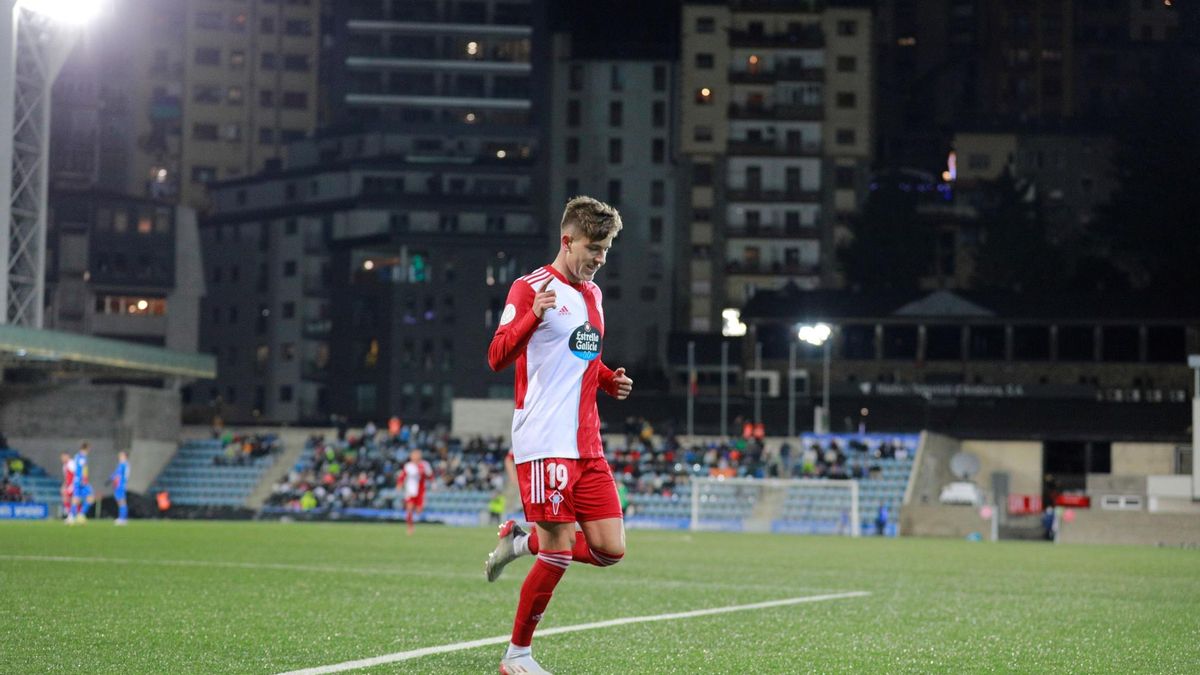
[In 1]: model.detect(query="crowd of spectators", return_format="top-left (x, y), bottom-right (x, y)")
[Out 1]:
top-left (212, 432), bottom-right (283, 466)
top-left (263, 417), bottom-right (916, 514)
top-left (265, 424), bottom-right (509, 512)
top-left (1, 477), bottom-right (26, 502)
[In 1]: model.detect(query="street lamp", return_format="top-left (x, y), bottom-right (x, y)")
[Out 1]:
top-left (1, 0), bottom-right (106, 326)
top-left (798, 322), bottom-right (833, 434)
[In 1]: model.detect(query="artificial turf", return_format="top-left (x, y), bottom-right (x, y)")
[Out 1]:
top-left (2, 520), bottom-right (1197, 673)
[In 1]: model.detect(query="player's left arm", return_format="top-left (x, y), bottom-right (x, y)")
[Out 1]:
top-left (598, 361), bottom-right (633, 400)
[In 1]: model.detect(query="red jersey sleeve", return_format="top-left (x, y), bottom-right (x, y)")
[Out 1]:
top-left (487, 279), bottom-right (542, 372)
top-left (596, 360), bottom-right (620, 398)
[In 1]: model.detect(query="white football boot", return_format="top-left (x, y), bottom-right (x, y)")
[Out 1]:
top-left (485, 519), bottom-right (527, 582)
top-left (499, 654), bottom-right (551, 675)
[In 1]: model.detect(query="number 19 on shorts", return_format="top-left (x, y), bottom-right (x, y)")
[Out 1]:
top-left (546, 462), bottom-right (569, 490)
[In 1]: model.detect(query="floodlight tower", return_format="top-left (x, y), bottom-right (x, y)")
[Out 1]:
top-left (0, 0), bottom-right (101, 326)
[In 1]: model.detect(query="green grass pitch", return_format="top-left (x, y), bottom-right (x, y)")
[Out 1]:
top-left (2, 520), bottom-right (1198, 673)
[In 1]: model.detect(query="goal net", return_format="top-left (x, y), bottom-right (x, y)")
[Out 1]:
top-left (688, 477), bottom-right (860, 536)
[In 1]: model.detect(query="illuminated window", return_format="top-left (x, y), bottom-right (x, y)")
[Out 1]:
top-left (695, 87), bottom-right (713, 104)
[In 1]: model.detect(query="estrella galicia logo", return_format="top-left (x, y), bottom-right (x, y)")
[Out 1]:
top-left (569, 322), bottom-right (601, 361)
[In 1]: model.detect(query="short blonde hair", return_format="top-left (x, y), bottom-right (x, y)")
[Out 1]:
top-left (560, 195), bottom-right (623, 241)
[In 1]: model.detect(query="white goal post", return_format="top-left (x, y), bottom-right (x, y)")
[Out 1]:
top-left (689, 477), bottom-right (861, 537)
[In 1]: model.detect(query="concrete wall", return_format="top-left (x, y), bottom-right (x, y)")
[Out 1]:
top-left (901, 504), bottom-right (989, 538)
top-left (1086, 473), bottom-right (1147, 497)
top-left (961, 440), bottom-right (1043, 498)
top-left (906, 431), bottom-right (960, 507)
top-left (451, 399), bottom-right (513, 439)
top-left (1, 384), bottom-right (180, 493)
top-left (1111, 442), bottom-right (1176, 476)
top-left (1057, 509), bottom-right (1200, 546)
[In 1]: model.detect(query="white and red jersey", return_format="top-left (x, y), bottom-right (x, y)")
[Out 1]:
top-left (401, 460), bottom-right (432, 499)
top-left (488, 265), bottom-right (620, 464)
top-left (62, 459), bottom-right (75, 493)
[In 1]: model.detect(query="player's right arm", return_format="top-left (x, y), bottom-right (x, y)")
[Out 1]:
top-left (487, 278), bottom-right (555, 372)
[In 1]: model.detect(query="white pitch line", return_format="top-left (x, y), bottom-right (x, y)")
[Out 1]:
top-left (276, 590), bottom-right (871, 675)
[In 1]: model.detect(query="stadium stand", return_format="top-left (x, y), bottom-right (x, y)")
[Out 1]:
top-left (3, 447), bottom-right (60, 506)
top-left (149, 435), bottom-right (282, 507)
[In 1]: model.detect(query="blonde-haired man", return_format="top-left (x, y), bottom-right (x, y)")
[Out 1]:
top-left (486, 196), bottom-right (633, 674)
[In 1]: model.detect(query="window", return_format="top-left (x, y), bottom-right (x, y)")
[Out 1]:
top-left (837, 56), bottom-right (857, 72)
top-left (968, 154), bottom-right (991, 170)
top-left (566, 99), bottom-right (580, 127)
top-left (227, 86), bottom-right (243, 104)
top-left (609, 101), bottom-right (622, 127)
top-left (279, 385), bottom-right (293, 403)
top-left (230, 50), bottom-right (245, 69)
top-left (651, 180), bottom-right (665, 206)
top-left (608, 138), bottom-right (622, 164)
top-left (694, 163), bottom-right (713, 186)
top-left (695, 87), bottom-right (713, 104)
top-left (836, 166), bottom-right (856, 188)
top-left (283, 260), bottom-right (297, 277)
top-left (284, 219), bottom-right (298, 235)
top-left (194, 47), bottom-right (220, 66)
top-left (230, 13), bottom-right (248, 32)
top-left (608, 179), bottom-right (622, 205)
top-left (649, 217), bottom-right (663, 244)
top-left (696, 17), bottom-right (715, 33)
top-left (260, 52), bottom-right (276, 69)
top-left (284, 19), bottom-right (312, 36)
top-left (259, 17), bottom-right (275, 33)
top-left (259, 90), bottom-right (274, 107)
top-left (258, 127), bottom-right (275, 144)
top-left (640, 286), bottom-right (657, 301)
top-left (283, 54), bottom-right (311, 72)
top-left (836, 91), bottom-right (857, 108)
top-left (695, 53), bottom-right (714, 69)
top-left (280, 129), bottom-right (305, 143)
top-left (228, 306), bottom-right (239, 323)
top-left (837, 20), bottom-right (858, 36)
top-left (568, 64), bottom-right (583, 91)
top-left (652, 138), bottom-right (665, 164)
top-left (653, 65), bottom-right (666, 91)
top-left (222, 123), bottom-right (241, 141)
top-left (693, 125), bottom-right (713, 142)
top-left (196, 11), bottom-right (221, 30)
top-left (282, 92), bottom-right (308, 109)
top-left (281, 344), bottom-right (296, 363)
top-left (610, 64), bottom-right (623, 92)
top-left (566, 137), bottom-right (579, 164)
top-left (192, 123), bottom-right (218, 141)
top-left (193, 85), bottom-right (221, 104)
top-left (836, 128), bottom-right (856, 145)
top-left (565, 178), bottom-right (579, 197)
top-left (652, 101), bottom-right (666, 127)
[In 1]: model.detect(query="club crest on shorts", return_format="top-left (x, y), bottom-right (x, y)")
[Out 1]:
top-left (548, 489), bottom-right (564, 515)
top-left (569, 322), bottom-right (601, 361)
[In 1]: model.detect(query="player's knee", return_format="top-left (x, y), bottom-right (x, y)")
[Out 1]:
top-left (591, 545), bottom-right (624, 566)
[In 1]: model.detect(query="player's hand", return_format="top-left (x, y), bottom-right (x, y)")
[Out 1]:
top-left (612, 367), bottom-right (633, 400)
top-left (531, 278), bottom-right (556, 318)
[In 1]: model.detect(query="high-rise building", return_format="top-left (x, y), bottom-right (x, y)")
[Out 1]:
top-left (200, 0), bottom-right (540, 424)
top-left (50, 0), bottom-right (321, 208)
top-left (545, 33), bottom-right (680, 371)
top-left (679, 0), bottom-right (874, 332)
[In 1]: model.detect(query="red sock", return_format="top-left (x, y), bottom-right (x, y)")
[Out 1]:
top-left (526, 531), bottom-right (623, 567)
top-left (406, 511), bottom-right (414, 527)
top-left (511, 551), bottom-right (570, 647)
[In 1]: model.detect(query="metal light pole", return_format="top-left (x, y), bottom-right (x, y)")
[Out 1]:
top-left (753, 341), bottom-right (762, 424)
top-left (1, 0), bottom-right (99, 326)
top-left (686, 340), bottom-right (696, 438)
top-left (1190, 355), bottom-right (1200, 499)
top-left (798, 323), bottom-right (833, 434)
top-left (787, 341), bottom-right (796, 438)
top-left (719, 340), bottom-right (728, 438)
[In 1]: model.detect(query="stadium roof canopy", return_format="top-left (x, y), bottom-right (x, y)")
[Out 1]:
top-left (0, 325), bottom-right (215, 380)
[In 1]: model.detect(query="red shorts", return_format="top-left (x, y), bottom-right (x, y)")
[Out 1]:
top-left (516, 456), bottom-right (623, 524)
top-left (404, 493), bottom-right (425, 511)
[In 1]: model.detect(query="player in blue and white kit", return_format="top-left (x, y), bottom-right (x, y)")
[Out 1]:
top-left (108, 451), bottom-right (129, 525)
top-left (71, 442), bottom-right (93, 523)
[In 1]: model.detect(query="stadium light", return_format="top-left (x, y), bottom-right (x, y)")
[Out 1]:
top-left (797, 323), bottom-right (833, 433)
top-left (18, 0), bottom-right (107, 25)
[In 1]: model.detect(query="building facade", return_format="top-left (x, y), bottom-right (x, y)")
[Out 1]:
top-left (545, 35), bottom-right (680, 371)
top-left (679, 0), bottom-right (874, 333)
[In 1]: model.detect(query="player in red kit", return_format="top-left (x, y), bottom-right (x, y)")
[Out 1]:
top-left (400, 449), bottom-right (432, 535)
top-left (61, 452), bottom-right (75, 523)
top-left (484, 196), bottom-right (633, 675)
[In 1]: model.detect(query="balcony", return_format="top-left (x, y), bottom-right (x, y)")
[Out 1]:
top-left (726, 188), bottom-right (822, 203)
top-left (726, 140), bottom-right (822, 157)
top-left (728, 66), bottom-right (824, 85)
top-left (728, 103), bottom-right (823, 121)
top-left (725, 260), bottom-right (820, 276)
top-left (725, 225), bottom-right (820, 239)
top-left (728, 28), bottom-right (824, 49)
